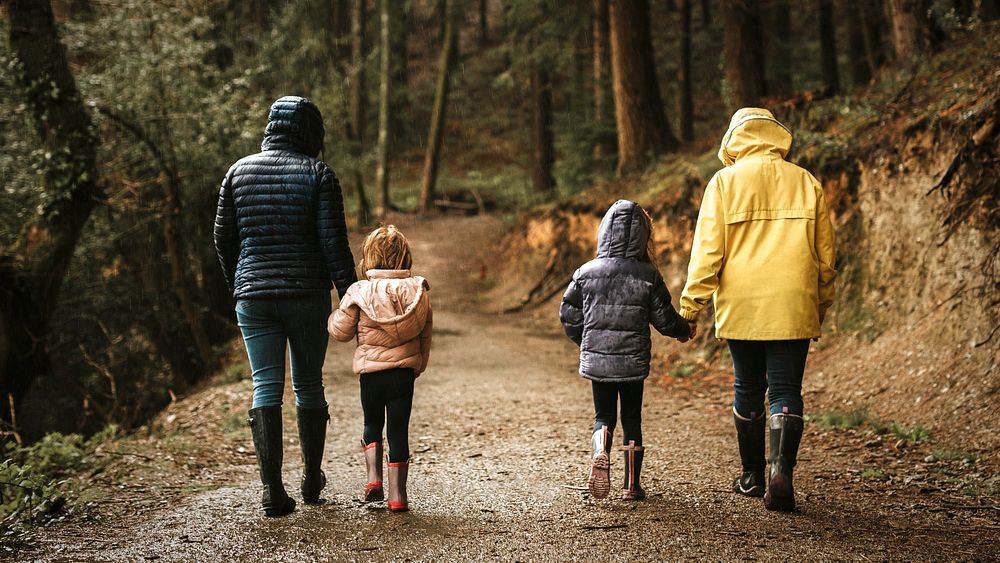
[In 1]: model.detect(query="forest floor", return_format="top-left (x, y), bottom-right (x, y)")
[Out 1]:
top-left (18, 215), bottom-right (999, 561)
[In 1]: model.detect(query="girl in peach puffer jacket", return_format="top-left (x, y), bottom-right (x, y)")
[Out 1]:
top-left (329, 225), bottom-right (432, 512)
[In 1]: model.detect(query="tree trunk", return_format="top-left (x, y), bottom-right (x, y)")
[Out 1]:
top-left (437, 0), bottom-right (447, 46)
top-left (375, 0), bottom-right (393, 217)
top-left (818, 0), bottom-right (840, 94)
top-left (769, 0), bottom-right (793, 96)
top-left (2, 0), bottom-right (101, 435)
top-left (530, 66), bottom-right (556, 193)
top-left (326, 0), bottom-right (351, 65)
top-left (679, 0), bottom-right (694, 141)
top-left (846, 0), bottom-right (872, 86)
top-left (609, 0), bottom-right (678, 174)
top-left (982, 0), bottom-right (1000, 21)
top-left (860, 0), bottom-right (887, 75)
top-left (390, 0), bottom-right (409, 149)
top-left (888, 0), bottom-right (935, 66)
top-left (479, 0), bottom-right (488, 45)
top-left (349, 0), bottom-right (372, 225)
top-left (419, 0), bottom-right (461, 213)
top-left (593, 0), bottom-right (615, 160)
top-left (722, 0), bottom-right (767, 109)
top-left (701, 0), bottom-right (711, 24)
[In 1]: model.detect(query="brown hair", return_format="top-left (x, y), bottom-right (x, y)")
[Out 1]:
top-left (638, 206), bottom-right (659, 269)
top-left (359, 225), bottom-right (412, 277)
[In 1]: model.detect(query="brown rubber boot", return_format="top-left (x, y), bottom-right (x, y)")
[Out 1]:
top-left (387, 459), bottom-right (409, 512)
top-left (621, 441), bottom-right (646, 501)
top-left (587, 425), bottom-right (612, 499)
top-left (362, 440), bottom-right (384, 502)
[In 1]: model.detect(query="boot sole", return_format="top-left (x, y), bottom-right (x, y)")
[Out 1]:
top-left (733, 481), bottom-right (765, 498)
top-left (764, 474), bottom-right (795, 511)
top-left (588, 453), bottom-right (611, 499)
top-left (302, 473), bottom-right (326, 504)
top-left (621, 489), bottom-right (646, 501)
top-left (263, 498), bottom-right (296, 517)
top-left (363, 486), bottom-right (385, 503)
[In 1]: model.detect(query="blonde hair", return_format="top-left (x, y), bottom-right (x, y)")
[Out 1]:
top-left (359, 225), bottom-right (412, 277)
top-left (638, 206), bottom-right (659, 269)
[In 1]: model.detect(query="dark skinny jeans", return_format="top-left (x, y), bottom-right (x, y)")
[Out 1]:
top-left (592, 380), bottom-right (644, 447)
top-left (728, 339), bottom-right (810, 418)
top-left (361, 368), bottom-right (415, 463)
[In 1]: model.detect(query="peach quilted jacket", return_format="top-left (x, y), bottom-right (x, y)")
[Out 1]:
top-left (329, 269), bottom-right (432, 375)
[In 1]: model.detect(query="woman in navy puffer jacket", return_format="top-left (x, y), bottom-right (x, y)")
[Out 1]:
top-left (560, 200), bottom-right (691, 501)
top-left (214, 96), bottom-right (356, 517)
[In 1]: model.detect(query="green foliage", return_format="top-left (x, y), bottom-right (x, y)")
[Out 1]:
top-left (669, 363), bottom-right (698, 379)
top-left (809, 409), bottom-right (931, 444)
top-left (930, 448), bottom-right (978, 463)
top-left (859, 467), bottom-right (887, 481)
top-left (18, 426), bottom-right (116, 478)
top-left (217, 361), bottom-right (249, 386)
top-left (809, 408), bottom-right (875, 431)
top-left (887, 422), bottom-right (931, 443)
top-left (0, 427), bottom-right (115, 541)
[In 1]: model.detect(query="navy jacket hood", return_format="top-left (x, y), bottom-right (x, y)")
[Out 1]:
top-left (596, 200), bottom-right (649, 259)
top-left (261, 96), bottom-right (325, 158)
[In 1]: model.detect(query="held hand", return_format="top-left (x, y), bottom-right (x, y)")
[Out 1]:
top-left (686, 320), bottom-right (698, 341)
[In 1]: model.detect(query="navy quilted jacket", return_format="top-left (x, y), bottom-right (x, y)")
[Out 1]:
top-left (214, 96), bottom-right (357, 300)
top-left (559, 200), bottom-right (690, 382)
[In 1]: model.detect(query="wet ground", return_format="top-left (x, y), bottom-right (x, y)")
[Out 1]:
top-left (25, 215), bottom-right (999, 561)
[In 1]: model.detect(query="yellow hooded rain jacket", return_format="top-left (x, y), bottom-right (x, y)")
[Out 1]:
top-left (679, 108), bottom-right (837, 340)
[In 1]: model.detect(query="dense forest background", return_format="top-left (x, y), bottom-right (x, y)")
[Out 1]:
top-left (1, 0), bottom-right (998, 446)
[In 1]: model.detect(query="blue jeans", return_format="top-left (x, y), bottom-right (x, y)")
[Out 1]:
top-left (728, 340), bottom-right (810, 417)
top-left (236, 295), bottom-right (331, 409)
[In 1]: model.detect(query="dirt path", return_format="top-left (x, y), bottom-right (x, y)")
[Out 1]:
top-left (27, 215), bottom-right (998, 561)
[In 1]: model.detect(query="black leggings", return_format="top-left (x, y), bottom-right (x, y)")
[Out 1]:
top-left (592, 380), bottom-right (644, 447)
top-left (360, 368), bottom-right (415, 463)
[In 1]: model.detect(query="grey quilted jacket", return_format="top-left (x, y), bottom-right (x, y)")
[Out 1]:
top-left (559, 200), bottom-right (690, 382)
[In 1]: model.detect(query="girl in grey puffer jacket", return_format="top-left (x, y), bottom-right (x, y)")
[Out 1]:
top-left (560, 200), bottom-right (691, 501)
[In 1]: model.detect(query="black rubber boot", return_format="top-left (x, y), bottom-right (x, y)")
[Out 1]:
top-left (764, 412), bottom-right (804, 512)
top-left (248, 407), bottom-right (296, 517)
top-left (297, 406), bottom-right (329, 504)
top-left (732, 408), bottom-right (766, 497)
top-left (621, 441), bottom-right (646, 501)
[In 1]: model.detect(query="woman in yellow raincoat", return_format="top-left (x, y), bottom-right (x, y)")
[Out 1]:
top-left (680, 108), bottom-right (837, 511)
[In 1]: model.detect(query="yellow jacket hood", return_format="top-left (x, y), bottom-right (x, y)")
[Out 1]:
top-left (717, 107), bottom-right (793, 166)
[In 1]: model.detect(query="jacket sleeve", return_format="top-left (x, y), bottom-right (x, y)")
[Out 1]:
top-left (815, 184), bottom-right (838, 324)
top-left (316, 162), bottom-right (358, 299)
top-left (680, 175), bottom-right (726, 320)
top-left (650, 271), bottom-right (692, 339)
top-left (559, 274), bottom-right (584, 346)
top-left (328, 289), bottom-right (360, 342)
top-left (417, 305), bottom-right (433, 375)
top-left (213, 169), bottom-right (238, 293)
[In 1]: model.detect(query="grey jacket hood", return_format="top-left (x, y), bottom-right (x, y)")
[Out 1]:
top-left (596, 200), bottom-right (649, 259)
